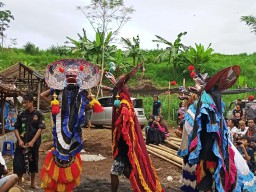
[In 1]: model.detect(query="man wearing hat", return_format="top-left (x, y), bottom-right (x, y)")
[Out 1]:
top-left (245, 95), bottom-right (256, 120)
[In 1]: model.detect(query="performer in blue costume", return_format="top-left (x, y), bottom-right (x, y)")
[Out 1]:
top-left (178, 65), bottom-right (256, 192)
top-left (40, 59), bottom-right (102, 192)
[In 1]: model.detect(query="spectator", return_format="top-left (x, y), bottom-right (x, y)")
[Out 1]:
top-left (83, 93), bottom-right (94, 130)
top-left (145, 115), bottom-right (155, 135)
top-left (246, 119), bottom-right (256, 142)
top-left (236, 120), bottom-right (248, 139)
top-left (0, 152), bottom-right (18, 191)
top-left (228, 119), bottom-right (238, 142)
top-left (236, 136), bottom-right (255, 173)
top-left (152, 95), bottom-right (162, 116)
top-left (245, 95), bottom-right (256, 121)
top-left (177, 102), bottom-right (186, 128)
top-left (13, 94), bottom-right (46, 188)
top-left (146, 115), bottom-right (168, 145)
top-left (237, 99), bottom-right (245, 110)
top-left (233, 104), bottom-right (243, 126)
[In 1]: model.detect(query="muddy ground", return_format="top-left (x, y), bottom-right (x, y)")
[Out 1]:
top-left (5, 127), bottom-right (182, 192)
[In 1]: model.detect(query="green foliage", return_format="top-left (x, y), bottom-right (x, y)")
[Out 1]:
top-left (184, 43), bottom-right (214, 73)
top-left (46, 45), bottom-right (70, 56)
top-left (241, 15), bottom-right (256, 34)
top-left (0, 47), bottom-right (72, 70)
top-left (1, 47), bottom-right (256, 124)
top-left (121, 35), bottom-right (143, 66)
top-left (152, 32), bottom-right (187, 68)
top-left (67, 29), bottom-right (117, 64)
top-left (23, 42), bottom-right (40, 55)
top-left (0, 2), bottom-right (14, 48)
top-left (41, 112), bottom-right (53, 143)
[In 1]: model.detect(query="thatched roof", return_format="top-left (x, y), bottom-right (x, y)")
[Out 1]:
top-left (0, 62), bottom-right (47, 94)
top-left (0, 80), bottom-right (21, 97)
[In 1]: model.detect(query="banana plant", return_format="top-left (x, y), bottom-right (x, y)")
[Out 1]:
top-left (121, 35), bottom-right (143, 66)
top-left (66, 29), bottom-right (95, 61)
top-left (152, 32), bottom-right (187, 68)
top-left (66, 29), bottom-right (117, 64)
top-left (184, 43), bottom-right (214, 73)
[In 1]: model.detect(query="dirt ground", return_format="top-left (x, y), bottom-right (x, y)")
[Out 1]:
top-left (5, 127), bottom-right (182, 192)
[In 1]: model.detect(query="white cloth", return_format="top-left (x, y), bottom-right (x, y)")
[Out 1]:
top-left (0, 152), bottom-right (6, 170)
top-left (236, 127), bottom-right (249, 137)
top-left (230, 126), bottom-right (239, 134)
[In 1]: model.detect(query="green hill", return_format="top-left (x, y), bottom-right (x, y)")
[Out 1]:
top-left (1, 48), bottom-right (256, 123)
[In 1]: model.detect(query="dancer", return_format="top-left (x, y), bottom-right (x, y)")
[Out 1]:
top-left (106, 65), bottom-right (164, 192)
top-left (40, 59), bottom-right (102, 192)
top-left (178, 65), bottom-right (256, 192)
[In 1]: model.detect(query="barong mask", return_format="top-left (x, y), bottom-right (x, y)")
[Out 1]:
top-left (41, 59), bottom-right (101, 192)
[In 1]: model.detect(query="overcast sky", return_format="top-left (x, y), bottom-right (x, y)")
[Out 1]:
top-left (2, 0), bottom-right (256, 54)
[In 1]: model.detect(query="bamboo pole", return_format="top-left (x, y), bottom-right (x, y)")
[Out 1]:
top-left (172, 141), bottom-right (181, 146)
top-left (168, 136), bottom-right (182, 142)
top-left (168, 81), bottom-right (170, 126)
top-left (146, 145), bottom-right (182, 164)
top-left (147, 148), bottom-right (182, 168)
top-left (165, 140), bottom-right (180, 150)
top-left (158, 144), bottom-right (178, 154)
top-left (149, 144), bottom-right (178, 156)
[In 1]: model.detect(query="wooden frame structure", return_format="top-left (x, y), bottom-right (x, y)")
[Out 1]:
top-left (0, 62), bottom-right (48, 135)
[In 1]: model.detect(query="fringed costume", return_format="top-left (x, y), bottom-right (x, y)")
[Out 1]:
top-left (105, 65), bottom-right (164, 192)
top-left (178, 98), bottom-right (198, 192)
top-left (178, 65), bottom-right (256, 192)
top-left (40, 59), bottom-right (101, 192)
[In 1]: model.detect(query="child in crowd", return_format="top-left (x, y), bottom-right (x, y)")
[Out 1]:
top-left (177, 102), bottom-right (186, 129)
top-left (228, 119), bottom-right (239, 142)
top-left (236, 120), bottom-right (248, 139)
top-left (233, 104), bottom-right (243, 126)
top-left (145, 115), bottom-right (155, 135)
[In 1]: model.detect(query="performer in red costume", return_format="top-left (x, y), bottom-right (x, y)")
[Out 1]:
top-left (103, 65), bottom-right (164, 192)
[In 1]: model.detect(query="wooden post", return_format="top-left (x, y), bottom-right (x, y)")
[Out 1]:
top-left (182, 79), bottom-right (186, 103)
top-left (1, 94), bottom-right (5, 135)
top-left (37, 81), bottom-right (41, 110)
top-left (168, 81), bottom-right (170, 126)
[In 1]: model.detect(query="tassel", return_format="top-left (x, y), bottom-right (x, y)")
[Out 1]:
top-left (90, 99), bottom-right (104, 113)
top-left (51, 93), bottom-right (60, 115)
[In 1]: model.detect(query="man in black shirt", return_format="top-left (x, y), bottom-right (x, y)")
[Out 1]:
top-left (13, 94), bottom-right (46, 189)
top-left (152, 95), bottom-right (162, 116)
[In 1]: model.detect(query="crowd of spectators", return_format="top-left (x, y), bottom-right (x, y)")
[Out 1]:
top-left (145, 95), bottom-right (169, 145)
top-left (227, 95), bottom-right (256, 174)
